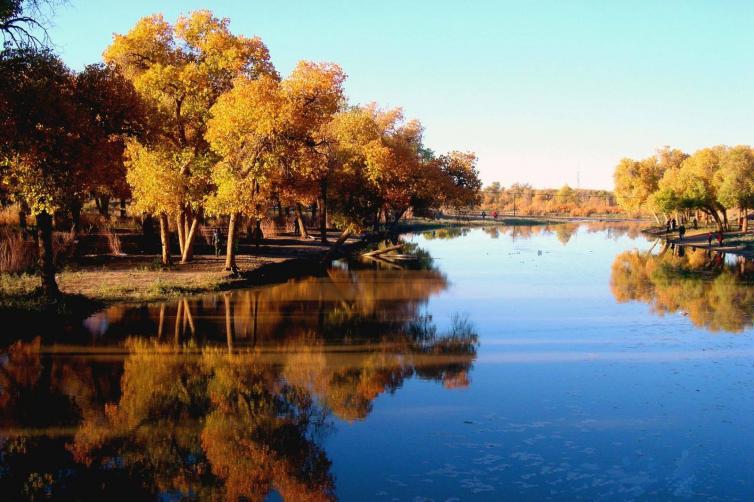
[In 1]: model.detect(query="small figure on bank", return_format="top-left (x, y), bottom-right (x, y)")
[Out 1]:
top-left (678, 224), bottom-right (685, 241)
top-left (670, 218), bottom-right (677, 231)
top-left (692, 217), bottom-right (698, 229)
top-left (492, 210), bottom-right (498, 220)
top-left (481, 210), bottom-right (486, 220)
top-left (212, 228), bottom-right (221, 256)
top-left (707, 232), bottom-right (713, 247)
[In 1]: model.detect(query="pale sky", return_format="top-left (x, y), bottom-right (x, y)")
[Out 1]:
top-left (42, 0), bottom-right (754, 189)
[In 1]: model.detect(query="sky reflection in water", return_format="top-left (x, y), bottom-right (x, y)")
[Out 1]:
top-left (4, 222), bottom-right (754, 500)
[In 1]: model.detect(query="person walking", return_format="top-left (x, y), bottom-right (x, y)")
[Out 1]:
top-left (692, 217), bottom-right (698, 229)
top-left (492, 210), bottom-right (498, 220)
top-left (481, 210), bottom-right (486, 220)
top-left (678, 224), bottom-right (685, 241)
top-left (212, 228), bottom-right (221, 256)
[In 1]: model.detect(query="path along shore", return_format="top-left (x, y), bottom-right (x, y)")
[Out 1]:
top-left (643, 226), bottom-right (754, 259)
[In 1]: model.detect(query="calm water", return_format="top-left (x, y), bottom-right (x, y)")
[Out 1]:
top-left (4, 222), bottom-right (754, 500)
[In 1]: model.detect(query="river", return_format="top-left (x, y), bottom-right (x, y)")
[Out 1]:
top-left (3, 222), bottom-right (754, 500)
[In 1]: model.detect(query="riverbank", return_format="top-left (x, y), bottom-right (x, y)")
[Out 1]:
top-left (0, 231), bottom-right (364, 319)
top-left (644, 226), bottom-right (754, 258)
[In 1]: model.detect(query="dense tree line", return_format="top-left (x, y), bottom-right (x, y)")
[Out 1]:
top-left (0, 9), bottom-right (482, 297)
top-left (614, 145), bottom-right (754, 231)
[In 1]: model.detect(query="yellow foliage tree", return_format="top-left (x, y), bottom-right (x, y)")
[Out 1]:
top-left (104, 10), bottom-right (275, 264)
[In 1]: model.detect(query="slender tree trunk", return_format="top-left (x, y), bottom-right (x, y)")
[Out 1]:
top-left (295, 203), bottom-right (309, 239)
top-left (225, 212), bottom-right (238, 271)
top-left (36, 211), bottom-right (59, 298)
top-left (18, 208), bottom-right (26, 229)
top-left (743, 208), bottom-right (749, 233)
top-left (721, 208), bottom-right (728, 231)
top-left (706, 208), bottom-right (724, 233)
top-left (159, 212), bottom-right (172, 265)
top-left (176, 212), bottom-right (185, 258)
top-left (319, 178), bottom-right (328, 243)
top-left (181, 217), bottom-right (198, 264)
top-left (96, 195), bottom-right (110, 218)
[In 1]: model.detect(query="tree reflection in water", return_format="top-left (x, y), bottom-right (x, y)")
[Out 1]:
top-left (611, 243), bottom-right (754, 332)
top-left (0, 254), bottom-right (478, 499)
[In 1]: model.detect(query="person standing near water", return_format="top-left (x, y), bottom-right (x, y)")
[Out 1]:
top-left (212, 228), bottom-right (221, 256)
top-left (678, 224), bottom-right (686, 241)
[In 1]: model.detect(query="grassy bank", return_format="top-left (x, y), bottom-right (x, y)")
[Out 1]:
top-left (0, 231), bottom-right (362, 318)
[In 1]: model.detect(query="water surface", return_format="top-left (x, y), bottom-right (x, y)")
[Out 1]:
top-left (4, 222), bottom-right (754, 500)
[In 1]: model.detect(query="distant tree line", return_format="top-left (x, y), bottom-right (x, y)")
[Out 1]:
top-left (479, 182), bottom-right (622, 217)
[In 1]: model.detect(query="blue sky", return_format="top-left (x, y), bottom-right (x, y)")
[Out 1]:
top-left (44, 0), bottom-right (754, 189)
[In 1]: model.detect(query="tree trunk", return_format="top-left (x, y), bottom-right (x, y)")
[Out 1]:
top-left (321, 225), bottom-right (353, 263)
top-left (175, 212), bottom-right (185, 258)
top-left (181, 217), bottom-right (198, 263)
top-left (706, 208), bottom-right (724, 233)
top-left (295, 204), bottom-right (309, 239)
top-left (36, 211), bottom-right (59, 298)
top-left (119, 199), bottom-right (127, 218)
top-left (18, 208), bottom-right (26, 229)
top-left (225, 212), bottom-right (238, 271)
top-left (159, 212), bottom-right (172, 265)
top-left (319, 178), bottom-right (328, 243)
top-left (96, 195), bottom-right (110, 218)
top-left (744, 208), bottom-right (749, 233)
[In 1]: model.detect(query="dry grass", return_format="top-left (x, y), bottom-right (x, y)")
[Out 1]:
top-left (0, 228), bottom-right (36, 273)
top-left (260, 217), bottom-right (295, 237)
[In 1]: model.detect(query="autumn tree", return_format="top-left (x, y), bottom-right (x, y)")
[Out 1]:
top-left (0, 48), bottom-right (82, 296)
top-left (715, 145), bottom-right (754, 232)
top-left (104, 10), bottom-right (275, 264)
top-left (614, 147), bottom-right (687, 221)
top-left (277, 61), bottom-right (346, 242)
top-left (653, 146), bottom-right (727, 230)
top-left (205, 75), bottom-right (282, 270)
top-left (437, 151), bottom-right (483, 210)
top-left (72, 63), bottom-right (146, 225)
